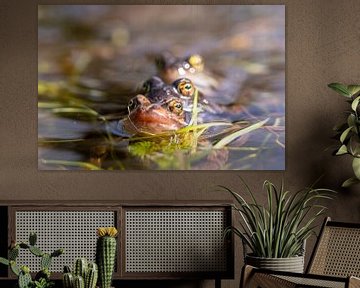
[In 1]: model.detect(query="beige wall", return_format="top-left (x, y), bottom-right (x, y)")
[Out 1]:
top-left (1, 1), bottom-right (359, 287)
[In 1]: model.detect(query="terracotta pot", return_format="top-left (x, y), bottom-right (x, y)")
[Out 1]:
top-left (245, 254), bottom-right (305, 273)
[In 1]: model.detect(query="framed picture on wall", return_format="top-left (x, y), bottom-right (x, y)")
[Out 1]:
top-left (38, 5), bottom-right (285, 170)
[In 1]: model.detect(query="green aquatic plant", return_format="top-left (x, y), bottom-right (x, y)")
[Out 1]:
top-left (328, 83), bottom-right (360, 187)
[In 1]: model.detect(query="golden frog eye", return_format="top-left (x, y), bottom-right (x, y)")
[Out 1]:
top-left (168, 99), bottom-right (183, 115)
top-left (176, 78), bottom-right (195, 97)
top-left (188, 54), bottom-right (204, 71)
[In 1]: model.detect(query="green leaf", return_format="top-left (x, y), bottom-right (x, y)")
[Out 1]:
top-left (328, 83), bottom-right (351, 97)
top-left (352, 157), bottom-right (360, 179)
top-left (347, 135), bottom-right (360, 157)
top-left (342, 177), bottom-right (360, 187)
top-left (348, 114), bottom-right (356, 127)
top-left (51, 107), bottom-right (99, 117)
top-left (336, 145), bottom-right (348, 155)
top-left (0, 257), bottom-right (9, 266)
top-left (340, 126), bottom-right (352, 143)
top-left (347, 85), bottom-right (360, 96)
top-left (213, 118), bottom-right (269, 149)
top-left (351, 96), bottom-right (360, 111)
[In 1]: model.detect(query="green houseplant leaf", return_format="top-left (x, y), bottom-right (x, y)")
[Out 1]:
top-left (352, 157), bottom-right (360, 179)
top-left (347, 85), bottom-right (360, 97)
top-left (351, 96), bottom-right (360, 111)
top-left (328, 83), bottom-right (351, 97)
top-left (329, 82), bottom-right (360, 186)
top-left (342, 177), bottom-right (360, 188)
top-left (336, 145), bottom-right (348, 155)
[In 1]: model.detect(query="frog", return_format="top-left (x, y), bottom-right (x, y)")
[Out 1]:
top-left (122, 94), bottom-right (187, 135)
top-left (155, 51), bottom-right (247, 106)
top-left (139, 76), bottom-right (195, 107)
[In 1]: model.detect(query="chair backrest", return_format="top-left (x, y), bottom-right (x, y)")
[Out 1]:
top-left (307, 217), bottom-right (360, 277)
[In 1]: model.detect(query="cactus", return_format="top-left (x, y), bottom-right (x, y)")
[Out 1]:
top-left (63, 260), bottom-right (98, 288)
top-left (51, 248), bottom-right (64, 257)
top-left (18, 267), bottom-right (32, 288)
top-left (35, 268), bottom-right (51, 281)
top-left (96, 227), bottom-right (118, 288)
top-left (74, 275), bottom-right (85, 288)
top-left (9, 246), bottom-right (19, 260)
top-left (0, 232), bottom-right (63, 288)
top-left (85, 263), bottom-right (98, 288)
top-left (41, 253), bottom-right (52, 270)
top-left (63, 272), bottom-right (74, 288)
top-left (29, 232), bottom-right (37, 246)
top-left (74, 258), bottom-right (88, 279)
top-left (10, 260), bottom-right (21, 276)
top-left (0, 257), bottom-right (9, 266)
top-left (29, 245), bottom-right (44, 257)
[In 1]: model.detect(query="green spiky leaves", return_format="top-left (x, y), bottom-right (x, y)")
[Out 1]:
top-left (222, 178), bottom-right (335, 258)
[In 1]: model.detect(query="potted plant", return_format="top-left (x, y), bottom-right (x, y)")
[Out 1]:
top-left (62, 258), bottom-right (98, 288)
top-left (328, 83), bottom-right (360, 187)
top-left (221, 179), bottom-right (334, 273)
top-left (0, 232), bottom-right (64, 288)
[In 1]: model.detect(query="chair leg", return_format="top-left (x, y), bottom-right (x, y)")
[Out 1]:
top-left (215, 278), bottom-right (221, 288)
top-left (240, 265), bottom-right (255, 288)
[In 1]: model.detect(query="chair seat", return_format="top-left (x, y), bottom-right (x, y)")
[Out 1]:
top-left (277, 274), bottom-right (346, 288)
top-left (243, 265), bottom-right (360, 288)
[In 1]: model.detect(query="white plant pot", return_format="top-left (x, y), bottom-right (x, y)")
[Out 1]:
top-left (245, 254), bottom-right (305, 273)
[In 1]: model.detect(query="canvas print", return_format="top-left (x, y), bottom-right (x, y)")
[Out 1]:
top-left (38, 5), bottom-right (285, 170)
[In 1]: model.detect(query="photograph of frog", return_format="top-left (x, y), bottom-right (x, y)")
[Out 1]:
top-left (38, 5), bottom-right (285, 170)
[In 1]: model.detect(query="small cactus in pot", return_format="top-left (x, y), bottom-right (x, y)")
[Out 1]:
top-left (62, 259), bottom-right (98, 288)
top-left (96, 227), bottom-right (118, 288)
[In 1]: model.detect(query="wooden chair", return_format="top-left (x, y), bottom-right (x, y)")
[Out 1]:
top-left (241, 217), bottom-right (360, 288)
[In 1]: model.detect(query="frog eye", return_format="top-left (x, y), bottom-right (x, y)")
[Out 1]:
top-left (188, 54), bottom-right (204, 71)
top-left (128, 98), bottom-right (138, 112)
top-left (176, 79), bottom-right (195, 97)
top-left (168, 100), bottom-right (183, 115)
